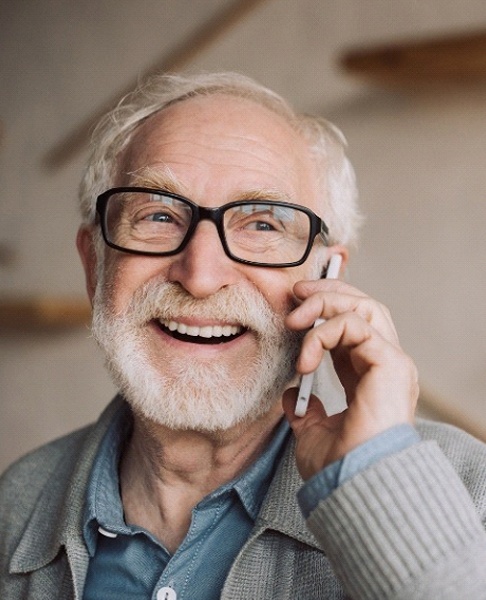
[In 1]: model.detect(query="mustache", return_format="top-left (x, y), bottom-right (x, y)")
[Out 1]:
top-left (106, 280), bottom-right (295, 338)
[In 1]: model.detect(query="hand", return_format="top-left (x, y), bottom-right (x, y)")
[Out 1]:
top-left (282, 278), bottom-right (419, 481)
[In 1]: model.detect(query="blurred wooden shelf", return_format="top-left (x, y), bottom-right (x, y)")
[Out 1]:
top-left (0, 297), bottom-right (91, 330)
top-left (340, 29), bottom-right (486, 86)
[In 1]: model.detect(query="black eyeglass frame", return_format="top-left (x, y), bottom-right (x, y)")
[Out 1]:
top-left (96, 186), bottom-right (330, 268)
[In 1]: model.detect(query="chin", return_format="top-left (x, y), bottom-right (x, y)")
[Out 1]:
top-left (107, 347), bottom-right (295, 432)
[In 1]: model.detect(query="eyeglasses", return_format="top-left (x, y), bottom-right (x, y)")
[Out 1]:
top-left (96, 187), bottom-right (329, 268)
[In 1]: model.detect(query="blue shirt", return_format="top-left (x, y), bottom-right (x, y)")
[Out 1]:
top-left (82, 404), bottom-right (291, 600)
top-left (83, 402), bottom-right (419, 599)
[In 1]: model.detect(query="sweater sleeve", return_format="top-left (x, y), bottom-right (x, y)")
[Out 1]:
top-left (297, 424), bottom-right (420, 518)
top-left (305, 440), bottom-right (486, 600)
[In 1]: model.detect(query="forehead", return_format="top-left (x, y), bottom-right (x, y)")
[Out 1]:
top-left (117, 94), bottom-right (320, 210)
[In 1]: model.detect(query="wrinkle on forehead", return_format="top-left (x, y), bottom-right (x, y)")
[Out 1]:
top-left (116, 94), bottom-right (320, 210)
top-left (125, 165), bottom-right (299, 205)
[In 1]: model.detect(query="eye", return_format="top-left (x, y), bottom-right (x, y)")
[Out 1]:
top-left (144, 212), bottom-right (173, 223)
top-left (245, 220), bottom-right (277, 231)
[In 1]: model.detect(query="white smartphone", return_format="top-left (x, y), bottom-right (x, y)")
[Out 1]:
top-left (294, 254), bottom-right (342, 417)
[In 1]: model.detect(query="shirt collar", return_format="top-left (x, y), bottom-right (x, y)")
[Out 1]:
top-left (83, 403), bottom-right (290, 555)
top-left (83, 402), bottom-right (132, 555)
top-left (232, 418), bottom-right (290, 519)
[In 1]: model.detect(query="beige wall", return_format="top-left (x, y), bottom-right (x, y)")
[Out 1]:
top-left (2, 0), bottom-right (486, 471)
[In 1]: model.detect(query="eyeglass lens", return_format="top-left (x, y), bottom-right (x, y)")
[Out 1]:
top-left (103, 190), bottom-right (313, 265)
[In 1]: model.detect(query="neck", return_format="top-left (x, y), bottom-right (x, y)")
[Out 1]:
top-left (119, 402), bottom-right (283, 553)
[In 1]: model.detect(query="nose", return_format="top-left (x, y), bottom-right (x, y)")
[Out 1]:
top-left (167, 221), bottom-right (242, 298)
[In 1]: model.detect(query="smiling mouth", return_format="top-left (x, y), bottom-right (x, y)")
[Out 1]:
top-left (156, 319), bottom-right (246, 345)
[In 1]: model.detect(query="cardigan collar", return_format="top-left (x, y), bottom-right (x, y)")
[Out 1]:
top-left (9, 396), bottom-right (321, 578)
top-left (9, 398), bottom-right (123, 575)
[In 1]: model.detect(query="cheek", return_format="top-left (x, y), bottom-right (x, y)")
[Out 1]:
top-left (255, 260), bottom-right (322, 314)
top-left (249, 271), bottom-right (303, 316)
top-left (101, 254), bottom-right (171, 312)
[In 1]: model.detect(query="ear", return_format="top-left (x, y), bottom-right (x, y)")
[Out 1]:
top-left (322, 245), bottom-right (349, 278)
top-left (76, 226), bottom-right (98, 305)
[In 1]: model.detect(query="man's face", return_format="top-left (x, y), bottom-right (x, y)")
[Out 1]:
top-left (82, 94), bottom-right (331, 432)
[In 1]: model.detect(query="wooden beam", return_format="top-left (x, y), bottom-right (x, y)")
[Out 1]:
top-left (0, 297), bottom-right (91, 330)
top-left (339, 29), bottom-right (486, 87)
top-left (43, 0), bottom-right (268, 171)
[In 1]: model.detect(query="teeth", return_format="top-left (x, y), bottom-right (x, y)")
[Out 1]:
top-left (222, 325), bottom-right (235, 336)
top-left (168, 321), bottom-right (178, 332)
top-left (199, 326), bottom-right (213, 338)
top-left (160, 319), bottom-right (242, 339)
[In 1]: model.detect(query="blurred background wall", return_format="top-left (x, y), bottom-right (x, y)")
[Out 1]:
top-left (2, 0), bottom-right (486, 472)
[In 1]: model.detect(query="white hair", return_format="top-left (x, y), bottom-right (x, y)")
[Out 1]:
top-left (79, 71), bottom-right (362, 246)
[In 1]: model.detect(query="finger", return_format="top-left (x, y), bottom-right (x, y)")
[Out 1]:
top-left (294, 278), bottom-right (368, 300)
top-left (293, 279), bottom-right (397, 334)
top-left (282, 388), bottom-right (327, 430)
top-left (297, 312), bottom-right (419, 406)
top-left (287, 290), bottom-right (399, 346)
top-left (292, 278), bottom-right (395, 326)
top-left (282, 387), bottom-right (302, 427)
top-left (297, 311), bottom-right (383, 374)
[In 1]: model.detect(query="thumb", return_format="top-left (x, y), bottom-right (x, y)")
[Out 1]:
top-left (282, 388), bottom-right (326, 433)
top-left (282, 387), bottom-right (300, 428)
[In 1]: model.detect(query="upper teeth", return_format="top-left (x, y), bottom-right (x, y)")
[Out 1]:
top-left (161, 319), bottom-right (242, 338)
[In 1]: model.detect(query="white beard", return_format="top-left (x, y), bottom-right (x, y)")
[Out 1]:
top-left (91, 279), bottom-right (303, 432)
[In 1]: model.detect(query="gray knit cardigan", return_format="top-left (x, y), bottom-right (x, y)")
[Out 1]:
top-left (2, 396), bottom-right (486, 599)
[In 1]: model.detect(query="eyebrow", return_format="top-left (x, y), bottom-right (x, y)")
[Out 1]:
top-left (126, 166), bottom-right (297, 205)
top-left (236, 189), bottom-right (297, 204)
top-left (127, 166), bottom-right (187, 195)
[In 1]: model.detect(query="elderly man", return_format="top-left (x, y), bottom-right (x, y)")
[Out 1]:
top-left (2, 72), bottom-right (486, 600)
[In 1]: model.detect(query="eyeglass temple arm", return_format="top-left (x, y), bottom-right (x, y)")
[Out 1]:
top-left (319, 221), bottom-right (330, 246)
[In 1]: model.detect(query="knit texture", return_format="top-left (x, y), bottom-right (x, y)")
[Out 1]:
top-left (2, 404), bottom-right (486, 599)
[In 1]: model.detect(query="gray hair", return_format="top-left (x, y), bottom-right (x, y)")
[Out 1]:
top-left (79, 71), bottom-right (362, 246)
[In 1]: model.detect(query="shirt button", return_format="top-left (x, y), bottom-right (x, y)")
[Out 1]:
top-left (97, 526), bottom-right (118, 538)
top-left (157, 587), bottom-right (177, 600)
